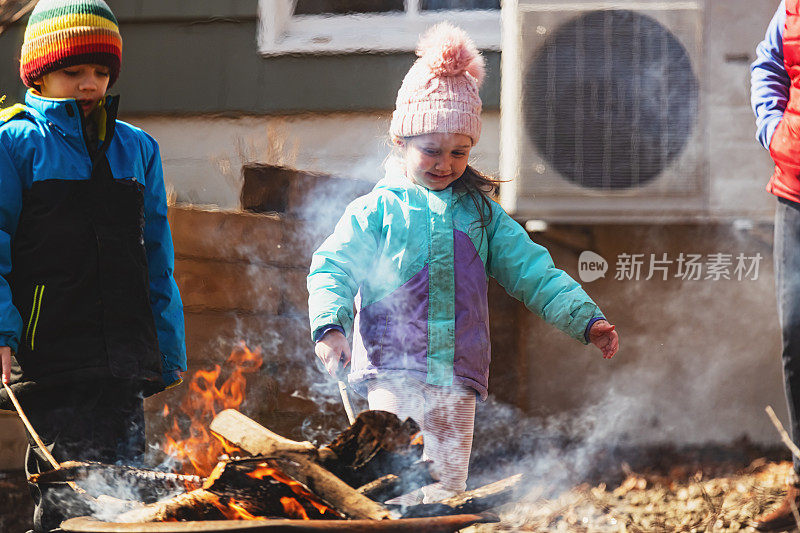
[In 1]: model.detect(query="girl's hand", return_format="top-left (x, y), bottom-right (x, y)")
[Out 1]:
top-left (0, 346), bottom-right (10, 384)
top-left (315, 330), bottom-right (352, 377)
top-left (589, 320), bottom-right (619, 359)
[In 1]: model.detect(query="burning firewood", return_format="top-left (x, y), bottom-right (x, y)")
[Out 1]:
top-left (29, 461), bottom-right (204, 503)
top-left (400, 474), bottom-right (523, 518)
top-left (114, 490), bottom-right (227, 523)
top-left (319, 410), bottom-right (428, 489)
top-left (356, 461), bottom-right (436, 503)
top-left (116, 457), bottom-right (345, 523)
top-left (210, 409), bottom-right (392, 520)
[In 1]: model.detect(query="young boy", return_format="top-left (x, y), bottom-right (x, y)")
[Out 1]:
top-left (0, 1), bottom-right (186, 530)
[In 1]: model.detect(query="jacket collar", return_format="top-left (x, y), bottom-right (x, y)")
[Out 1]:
top-left (378, 157), bottom-right (467, 200)
top-left (24, 90), bottom-right (119, 140)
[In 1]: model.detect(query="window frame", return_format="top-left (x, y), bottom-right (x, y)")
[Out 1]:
top-left (258, 0), bottom-right (501, 56)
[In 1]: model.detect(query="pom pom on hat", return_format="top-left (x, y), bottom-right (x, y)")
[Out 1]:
top-left (20, 0), bottom-right (122, 89)
top-left (416, 22), bottom-right (485, 86)
top-left (390, 23), bottom-right (485, 143)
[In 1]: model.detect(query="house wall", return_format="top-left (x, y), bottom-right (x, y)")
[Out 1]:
top-left (125, 112), bottom-right (501, 208)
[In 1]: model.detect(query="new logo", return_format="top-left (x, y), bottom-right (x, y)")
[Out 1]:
top-left (578, 251), bottom-right (608, 283)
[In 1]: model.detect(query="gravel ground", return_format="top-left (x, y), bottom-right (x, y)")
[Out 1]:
top-left (3, 452), bottom-right (796, 532)
top-left (468, 459), bottom-right (795, 532)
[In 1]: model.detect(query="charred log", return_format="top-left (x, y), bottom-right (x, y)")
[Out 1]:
top-left (356, 461), bottom-right (436, 503)
top-left (115, 489), bottom-right (228, 523)
top-left (400, 474), bottom-right (523, 518)
top-left (320, 410), bottom-right (423, 488)
top-left (203, 458), bottom-right (344, 520)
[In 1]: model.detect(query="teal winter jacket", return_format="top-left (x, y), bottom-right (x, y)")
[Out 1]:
top-left (308, 163), bottom-right (603, 400)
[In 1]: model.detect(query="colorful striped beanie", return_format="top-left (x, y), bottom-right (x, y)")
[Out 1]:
top-left (20, 0), bottom-right (122, 88)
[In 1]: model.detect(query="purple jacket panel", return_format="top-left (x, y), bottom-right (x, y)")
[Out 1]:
top-left (453, 229), bottom-right (490, 399)
top-left (349, 265), bottom-right (429, 394)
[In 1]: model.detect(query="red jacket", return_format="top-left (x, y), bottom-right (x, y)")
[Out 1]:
top-left (769, 0), bottom-right (800, 202)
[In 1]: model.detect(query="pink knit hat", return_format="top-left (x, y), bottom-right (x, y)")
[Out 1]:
top-left (390, 23), bottom-right (485, 144)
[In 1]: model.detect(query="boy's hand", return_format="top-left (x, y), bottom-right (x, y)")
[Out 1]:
top-left (0, 346), bottom-right (10, 384)
top-left (315, 330), bottom-right (351, 377)
top-left (589, 320), bottom-right (619, 359)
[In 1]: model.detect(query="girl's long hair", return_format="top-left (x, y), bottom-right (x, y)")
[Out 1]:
top-left (452, 164), bottom-right (505, 242)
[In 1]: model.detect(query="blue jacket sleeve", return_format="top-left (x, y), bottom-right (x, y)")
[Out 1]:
top-left (752, 0), bottom-right (789, 150)
top-left (307, 196), bottom-right (380, 341)
top-left (485, 205), bottom-right (602, 345)
top-left (0, 140), bottom-right (24, 351)
top-left (141, 132), bottom-right (187, 379)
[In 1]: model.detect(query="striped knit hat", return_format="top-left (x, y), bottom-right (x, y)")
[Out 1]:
top-left (20, 0), bottom-right (122, 88)
top-left (390, 23), bottom-right (485, 144)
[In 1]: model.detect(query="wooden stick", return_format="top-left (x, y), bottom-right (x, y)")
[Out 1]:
top-left (2, 381), bottom-right (88, 496)
top-left (3, 381), bottom-right (59, 469)
top-left (766, 405), bottom-right (800, 459)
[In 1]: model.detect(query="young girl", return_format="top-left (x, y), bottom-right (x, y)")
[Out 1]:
top-left (307, 23), bottom-right (618, 504)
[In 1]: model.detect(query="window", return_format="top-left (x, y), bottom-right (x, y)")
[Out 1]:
top-left (258, 0), bottom-right (501, 56)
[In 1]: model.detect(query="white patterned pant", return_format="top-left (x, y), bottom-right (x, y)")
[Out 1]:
top-left (366, 376), bottom-right (477, 503)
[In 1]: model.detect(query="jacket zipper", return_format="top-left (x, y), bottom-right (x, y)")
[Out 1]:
top-left (26, 284), bottom-right (45, 351)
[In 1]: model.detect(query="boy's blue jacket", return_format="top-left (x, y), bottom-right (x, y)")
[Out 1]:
top-left (308, 162), bottom-right (603, 400)
top-left (0, 91), bottom-right (186, 400)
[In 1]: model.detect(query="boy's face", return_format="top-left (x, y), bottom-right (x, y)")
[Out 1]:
top-left (35, 64), bottom-right (110, 117)
top-left (400, 132), bottom-right (473, 191)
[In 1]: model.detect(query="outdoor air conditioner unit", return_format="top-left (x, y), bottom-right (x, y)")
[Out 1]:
top-left (499, 1), bottom-right (704, 222)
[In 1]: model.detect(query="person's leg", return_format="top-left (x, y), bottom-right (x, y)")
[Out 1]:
top-left (776, 198), bottom-right (800, 477)
top-left (23, 381), bottom-right (145, 531)
top-left (366, 376), bottom-right (426, 425)
top-left (420, 384), bottom-right (476, 503)
top-left (23, 388), bottom-right (94, 532)
top-left (366, 377), bottom-right (425, 505)
top-left (756, 198), bottom-right (800, 531)
top-left (91, 381), bottom-right (145, 467)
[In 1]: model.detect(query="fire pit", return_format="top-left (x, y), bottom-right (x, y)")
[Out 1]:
top-left (61, 514), bottom-right (497, 532)
top-left (42, 409), bottom-right (518, 532)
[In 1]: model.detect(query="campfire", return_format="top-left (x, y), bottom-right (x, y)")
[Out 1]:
top-left (32, 343), bottom-right (520, 532)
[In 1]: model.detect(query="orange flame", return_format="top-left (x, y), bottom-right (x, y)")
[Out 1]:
top-left (280, 497), bottom-right (310, 520)
top-left (220, 498), bottom-right (267, 521)
top-left (162, 342), bottom-right (263, 476)
top-left (246, 462), bottom-right (341, 518)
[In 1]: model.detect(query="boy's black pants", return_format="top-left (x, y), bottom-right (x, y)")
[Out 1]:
top-left (21, 380), bottom-right (145, 532)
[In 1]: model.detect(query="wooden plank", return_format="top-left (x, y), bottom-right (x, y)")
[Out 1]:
top-left (0, 412), bottom-right (26, 470)
top-left (174, 258), bottom-right (282, 314)
top-left (62, 513), bottom-right (497, 532)
top-left (168, 207), bottom-right (289, 266)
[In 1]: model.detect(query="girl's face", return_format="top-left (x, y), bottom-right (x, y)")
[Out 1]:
top-left (35, 64), bottom-right (110, 117)
top-left (401, 132), bottom-right (473, 191)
